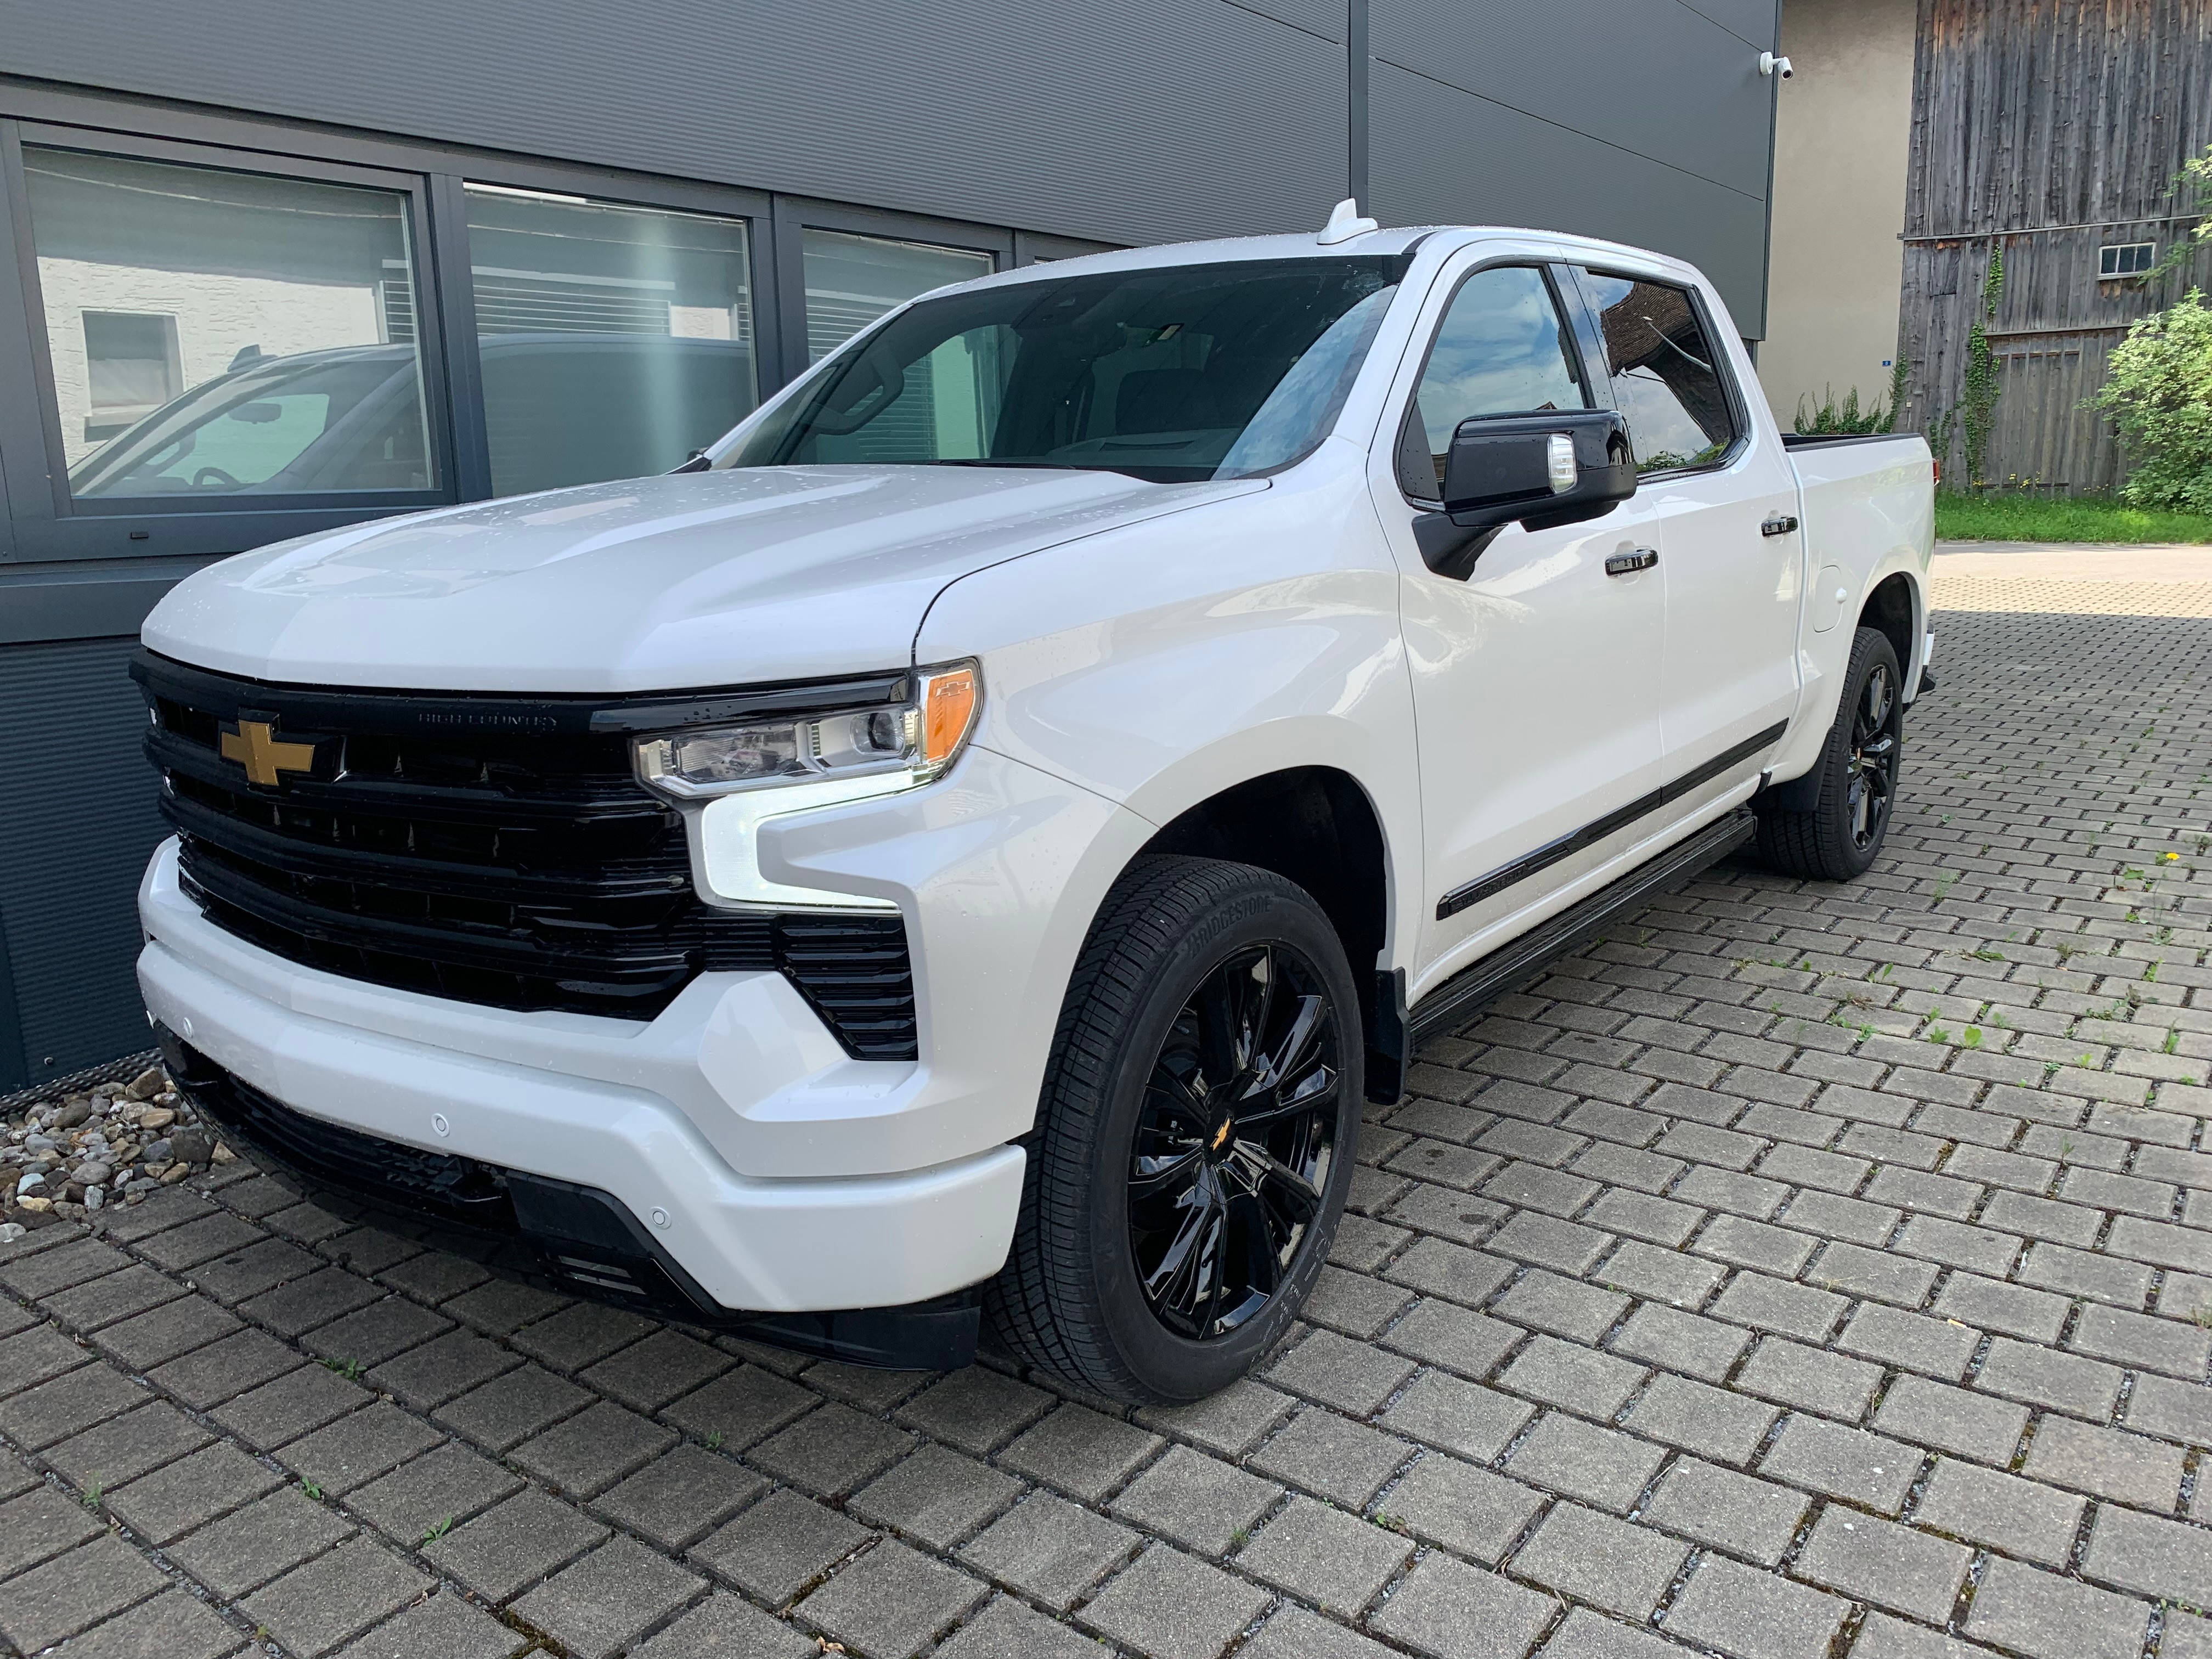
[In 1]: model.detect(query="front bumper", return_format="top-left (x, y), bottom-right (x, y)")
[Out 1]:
top-left (154, 1028), bottom-right (984, 1367)
top-left (138, 839), bottom-right (1022, 1316)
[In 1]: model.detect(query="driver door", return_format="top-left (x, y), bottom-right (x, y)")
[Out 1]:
top-left (1367, 257), bottom-right (1669, 1000)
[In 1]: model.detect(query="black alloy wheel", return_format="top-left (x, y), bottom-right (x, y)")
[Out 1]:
top-left (1754, 624), bottom-right (1907, 881)
top-left (1846, 658), bottom-right (1899, 851)
top-left (1128, 942), bottom-right (1339, 1341)
top-left (988, 856), bottom-right (1362, 1403)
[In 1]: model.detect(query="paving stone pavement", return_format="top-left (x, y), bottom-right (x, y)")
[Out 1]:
top-left (4, 574), bottom-right (2212, 1658)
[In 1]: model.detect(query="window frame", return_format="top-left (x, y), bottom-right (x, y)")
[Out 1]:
top-left (0, 120), bottom-right (461, 551)
top-left (1392, 257), bottom-right (1600, 506)
top-left (770, 196), bottom-right (1011, 391)
top-left (1562, 261), bottom-right (1750, 482)
top-left (445, 172), bottom-right (775, 494)
top-left (1014, 228), bottom-right (1119, 267)
top-left (2098, 241), bottom-right (2155, 280)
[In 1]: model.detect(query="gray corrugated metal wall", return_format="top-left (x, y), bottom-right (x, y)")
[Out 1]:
top-left (0, 639), bottom-right (168, 1083)
top-left (0, 0), bottom-right (1778, 324)
top-left (0, 1), bottom-right (1347, 254)
top-left (0, 1), bottom-right (1780, 1088)
top-left (1370, 0), bottom-right (1779, 335)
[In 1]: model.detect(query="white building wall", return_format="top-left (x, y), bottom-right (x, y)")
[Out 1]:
top-left (1756, 0), bottom-right (1916, 428)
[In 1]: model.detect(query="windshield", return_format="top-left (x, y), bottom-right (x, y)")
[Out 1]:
top-left (727, 257), bottom-right (1404, 481)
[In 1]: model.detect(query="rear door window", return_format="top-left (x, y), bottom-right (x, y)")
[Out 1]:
top-left (1573, 269), bottom-right (1737, 473)
top-left (1398, 264), bottom-right (1586, 499)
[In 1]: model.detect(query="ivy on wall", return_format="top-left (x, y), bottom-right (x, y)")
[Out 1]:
top-left (1957, 245), bottom-right (2006, 489)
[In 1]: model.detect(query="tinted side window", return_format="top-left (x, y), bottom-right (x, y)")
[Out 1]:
top-left (1400, 266), bottom-right (1584, 497)
top-left (1575, 270), bottom-right (1737, 472)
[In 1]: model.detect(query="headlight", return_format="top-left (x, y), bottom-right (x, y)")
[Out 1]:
top-left (634, 661), bottom-right (980, 800)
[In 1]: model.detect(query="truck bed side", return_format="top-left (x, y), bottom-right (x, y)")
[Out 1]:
top-left (1763, 432), bottom-right (1936, 791)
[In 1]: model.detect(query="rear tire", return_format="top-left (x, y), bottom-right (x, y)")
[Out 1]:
top-left (1755, 624), bottom-right (1904, 881)
top-left (986, 856), bottom-right (1362, 1404)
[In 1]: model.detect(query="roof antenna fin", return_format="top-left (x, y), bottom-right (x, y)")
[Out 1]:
top-left (1316, 198), bottom-right (1380, 245)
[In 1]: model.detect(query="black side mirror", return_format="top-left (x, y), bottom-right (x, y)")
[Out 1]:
top-left (1416, 410), bottom-right (1637, 579)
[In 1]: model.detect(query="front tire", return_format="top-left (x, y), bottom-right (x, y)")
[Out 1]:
top-left (1755, 624), bottom-right (1904, 881)
top-left (987, 856), bottom-right (1362, 1404)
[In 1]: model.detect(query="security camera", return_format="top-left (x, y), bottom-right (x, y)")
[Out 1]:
top-left (1760, 51), bottom-right (1794, 77)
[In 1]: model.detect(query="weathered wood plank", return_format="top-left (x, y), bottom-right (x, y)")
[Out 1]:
top-left (1897, 0), bottom-right (2212, 490)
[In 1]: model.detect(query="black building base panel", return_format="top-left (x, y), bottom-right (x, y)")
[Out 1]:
top-left (154, 1026), bottom-right (982, 1372)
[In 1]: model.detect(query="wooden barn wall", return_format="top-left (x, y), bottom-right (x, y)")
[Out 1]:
top-left (1899, 0), bottom-right (2212, 491)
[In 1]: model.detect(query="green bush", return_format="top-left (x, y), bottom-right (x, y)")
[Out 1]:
top-left (1793, 383), bottom-right (1893, 436)
top-left (2094, 287), bottom-right (2212, 514)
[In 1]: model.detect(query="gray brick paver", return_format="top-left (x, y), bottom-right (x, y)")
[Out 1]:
top-left (1872, 1374), bottom-right (2029, 1465)
top-left (167, 1486), bottom-right (354, 1599)
top-left (0, 1535), bottom-right (170, 1656)
top-left (426, 1487), bottom-right (610, 1603)
top-left (1079, 1543), bottom-right (1273, 1659)
top-left (1963, 1558), bottom-right (2149, 1659)
top-left (46, 1587), bottom-right (246, 1659)
top-left (599, 1443), bottom-right (769, 1553)
top-left (1366, 1549), bottom-right (1556, 1659)
top-left (1661, 1553), bottom-right (1848, 1659)
top-left (1792, 1505), bottom-right (1970, 1623)
top-left (1108, 1442), bottom-right (1282, 1556)
top-left (1510, 1499), bottom-right (1689, 1618)
top-left (1641, 1455), bottom-right (1808, 1566)
top-left (0, 1484), bottom-right (104, 1579)
top-left (1233, 1493), bottom-right (1410, 1615)
top-left (1248, 1403), bottom-right (1415, 1504)
top-left (508, 1534), bottom-right (708, 1659)
top-left (238, 1536), bottom-right (432, 1659)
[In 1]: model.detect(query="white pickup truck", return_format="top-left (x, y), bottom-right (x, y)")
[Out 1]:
top-left (133, 205), bottom-right (1934, 1402)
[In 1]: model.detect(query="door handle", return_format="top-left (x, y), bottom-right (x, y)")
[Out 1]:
top-left (1762, 514), bottom-right (1799, 537)
top-left (1604, 549), bottom-right (1659, 576)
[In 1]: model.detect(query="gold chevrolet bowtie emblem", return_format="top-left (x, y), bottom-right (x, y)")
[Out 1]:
top-left (1211, 1120), bottom-right (1233, 1152)
top-left (219, 719), bottom-right (318, 786)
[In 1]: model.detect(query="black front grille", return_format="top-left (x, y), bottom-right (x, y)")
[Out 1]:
top-left (136, 650), bottom-right (919, 1058)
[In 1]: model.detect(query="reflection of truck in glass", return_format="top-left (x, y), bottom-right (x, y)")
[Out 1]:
top-left (134, 210), bottom-right (1934, 1403)
top-left (69, 332), bottom-right (755, 499)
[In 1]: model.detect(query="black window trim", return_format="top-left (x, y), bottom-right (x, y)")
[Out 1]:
top-left (769, 195), bottom-right (1015, 391)
top-left (1013, 228), bottom-right (1120, 267)
top-left (1562, 261), bottom-right (1751, 483)
top-left (2, 120), bottom-right (461, 535)
top-left (1391, 252), bottom-right (1602, 509)
top-left (438, 171), bottom-right (778, 495)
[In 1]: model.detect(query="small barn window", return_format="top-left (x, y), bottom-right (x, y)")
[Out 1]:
top-left (2099, 242), bottom-right (2157, 278)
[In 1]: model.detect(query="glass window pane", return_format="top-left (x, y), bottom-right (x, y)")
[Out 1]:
top-left (464, 186), bottom-right (759, 496)
top-left (1576, 269), bottom-right (1737, 472)
top-left (802, 228), bottom-right (993, 363)
top-left (1405, 266), bottom-right (1585, 494)
top-left (24, 146), bottom-right (433, 499)
top-left (735, 258), bottom-right (1401, 483)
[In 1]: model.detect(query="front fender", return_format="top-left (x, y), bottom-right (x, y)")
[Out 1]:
top-left (915, 452), bottom-right (1425, 972)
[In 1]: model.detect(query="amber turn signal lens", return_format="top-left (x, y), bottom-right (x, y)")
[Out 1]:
top-left (919, 663), bottom-right (980, 773)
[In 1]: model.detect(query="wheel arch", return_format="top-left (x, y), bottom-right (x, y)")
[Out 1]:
top-left (1136, 764), bottom-right (1404, 1104)
top-left (1859, 569), bottom-right (1923, 690)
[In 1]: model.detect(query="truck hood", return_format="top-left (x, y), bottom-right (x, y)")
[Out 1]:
top-left (144, 466), bottom-right (1261, 692)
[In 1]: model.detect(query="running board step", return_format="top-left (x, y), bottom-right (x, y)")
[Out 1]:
top-left (1408, 806), bottom-right (1757, 1043)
